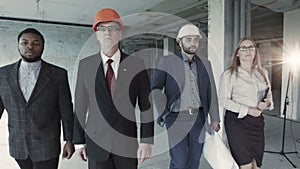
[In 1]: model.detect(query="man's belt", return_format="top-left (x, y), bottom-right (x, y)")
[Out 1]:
top-left (171, 107), bottom-right (203, 115)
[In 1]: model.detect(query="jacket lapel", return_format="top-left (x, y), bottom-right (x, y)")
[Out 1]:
top-left (96, 60), bottom-right (110, 98)
top-left (95, 56), bottom-right (116, 122)
top-left (113, 53), bottom-right (127, 97)
top-left (27, 61), bottom-right (51, 105)
top-left (196, 56), bottom-right (202, 86)
top-left (7, 60), bottom-right (26, 104)
top-left (195, 56), bottom-right (206, 100)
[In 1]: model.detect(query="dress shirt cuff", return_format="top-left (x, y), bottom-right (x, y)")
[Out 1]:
top-left (140, 138), bottom-right (154, 145)
top-left (75, 144), bottom-right (85, 149)
top-left (268, 101), bottom-right (274, 111)
top-left (238, 104), bottom-right (249, 118)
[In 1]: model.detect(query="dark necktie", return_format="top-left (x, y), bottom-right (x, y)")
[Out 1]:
top-left (106, 59), bottom-right (115, 96)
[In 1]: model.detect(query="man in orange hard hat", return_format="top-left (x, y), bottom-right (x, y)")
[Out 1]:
top-left (73, 8), bottom-right (154, 169)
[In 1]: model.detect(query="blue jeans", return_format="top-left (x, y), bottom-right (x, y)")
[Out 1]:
top-left (166, 111), bottom-right (205, 169)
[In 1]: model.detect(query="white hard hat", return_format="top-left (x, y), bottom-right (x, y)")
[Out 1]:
top-left (176, 24), bottom-right (202, 41)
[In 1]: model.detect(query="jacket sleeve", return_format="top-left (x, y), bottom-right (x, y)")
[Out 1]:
top-left (58, 69), bottom-right (74, 141)
top-left (0, 94), bottom-right (3, 120)
top-left (206, 60), bottom-right (220, 123)
top-left (0, 69), bottom-right (4, 119)
top-left (73, 61), bottom-right (89, 144)
top-left (138, 68), bottom-right (154, 144)
top-left (151, 57), bottom-right (169, 126)
top-left (151, 57), bottom-right (167, 91)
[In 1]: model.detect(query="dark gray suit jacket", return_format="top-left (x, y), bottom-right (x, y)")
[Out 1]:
top-left (73, 53), bottom-right (154, 161)
top-left (152, 54), bottom-right (220, 128)
top-left (0, 60), bottom-right (74, 162)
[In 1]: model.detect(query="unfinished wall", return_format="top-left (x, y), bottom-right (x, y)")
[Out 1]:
top-left (0, 20), bottom-right (93, 90)
top-left (283, 8), bottom-right (300, 120)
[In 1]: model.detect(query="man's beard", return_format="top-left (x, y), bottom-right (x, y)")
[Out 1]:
top-left (182, 44), bottom-right (198, 55)
top-left (20, 54), bottom-right (42, 62)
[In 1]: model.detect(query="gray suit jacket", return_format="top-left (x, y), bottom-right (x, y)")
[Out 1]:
top-left (0, 60), bottom-right (73, 162)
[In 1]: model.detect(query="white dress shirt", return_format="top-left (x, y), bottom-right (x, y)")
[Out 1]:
top-left (101, 50), bottom-right (120, 79)
top-left (218, 67), bottom-right (274, 118)
top-left (18, 60), bottom-right (42, 102)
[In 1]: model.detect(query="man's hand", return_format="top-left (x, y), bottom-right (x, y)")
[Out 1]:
top-left (137, 143), bottom-right (152, 163)
top-left (62, 141), bottom-right (75, 159)
top-left (76, 147), bottom-right (87, 161)
top-left (211, 122), bottom-right (220, 132)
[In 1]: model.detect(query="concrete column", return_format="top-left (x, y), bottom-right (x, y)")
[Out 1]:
top-left (223, 0), bottom-right (251, 73)
top-left (208, 0), bottom-right (227, 140)
top-left (282, 8), bottom-right (300, 120)
top-left (163, 37), bottom-right (175, 56)
top-left (233, 0), bottom-right (240, 46)
top-left (208, 0), bottom-right (225, 88)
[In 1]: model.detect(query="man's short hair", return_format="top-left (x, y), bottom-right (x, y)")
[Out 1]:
top-left (17, 28), bottom-right (45, 44)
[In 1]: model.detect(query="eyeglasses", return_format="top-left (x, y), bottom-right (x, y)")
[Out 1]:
top-left (96, 25), bottom-right (121, 32)
top-left (239, 46), bottom-right (256, 51)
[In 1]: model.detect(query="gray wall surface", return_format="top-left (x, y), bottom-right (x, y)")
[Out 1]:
top-left (0, 20), bottom-right (93, 90)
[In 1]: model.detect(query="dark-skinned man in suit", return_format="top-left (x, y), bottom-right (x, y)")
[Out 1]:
top-left (0, 28), bottom-right (74, 169)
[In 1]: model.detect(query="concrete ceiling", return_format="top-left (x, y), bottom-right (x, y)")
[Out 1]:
top-left (0, 0), bottom-right (299, 25)
top-left (252, 0), bottom-right (300, 12)
top-left (0, 0), bottom-right (299, 44)
top-left (0, 0), bottom-right (206, 25)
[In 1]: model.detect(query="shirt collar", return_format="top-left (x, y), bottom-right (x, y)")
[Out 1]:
top-left (100, 49), bottom-right (121, 64)
top-left (238, 66), bottom-right (259, 75)
top-left (182, 53), bottom-right (195, 63)
top-left (20, 59), bottom-right (42, 69)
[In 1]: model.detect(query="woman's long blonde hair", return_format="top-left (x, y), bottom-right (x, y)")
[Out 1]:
top-left (229, 37), bottom-right (270, 86)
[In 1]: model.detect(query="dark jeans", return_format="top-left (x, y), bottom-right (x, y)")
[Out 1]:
top-left (15, 157), bottom-right (59, 169)
top-left (165, 110), bottom-right (205, 169)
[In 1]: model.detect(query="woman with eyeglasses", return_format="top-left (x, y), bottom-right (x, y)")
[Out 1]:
top-left (218, 37), bottom-right (274, 169)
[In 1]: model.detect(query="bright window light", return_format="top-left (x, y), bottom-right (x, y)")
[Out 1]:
top-left (287, 51), bottom-right (300, 71)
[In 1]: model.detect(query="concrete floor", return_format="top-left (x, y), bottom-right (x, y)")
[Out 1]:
top-left (1, 112), bottom-right (300, 169)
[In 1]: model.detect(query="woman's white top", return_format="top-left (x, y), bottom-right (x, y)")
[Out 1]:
top-left (218, 67), bottom-right (274, 118)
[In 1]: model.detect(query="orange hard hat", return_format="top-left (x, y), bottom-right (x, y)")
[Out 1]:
top-left (93, 8), bottom-right (123, 32)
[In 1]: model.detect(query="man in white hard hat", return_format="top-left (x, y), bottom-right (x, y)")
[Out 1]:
top-left (152, 24), bottom-right (220, 169)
